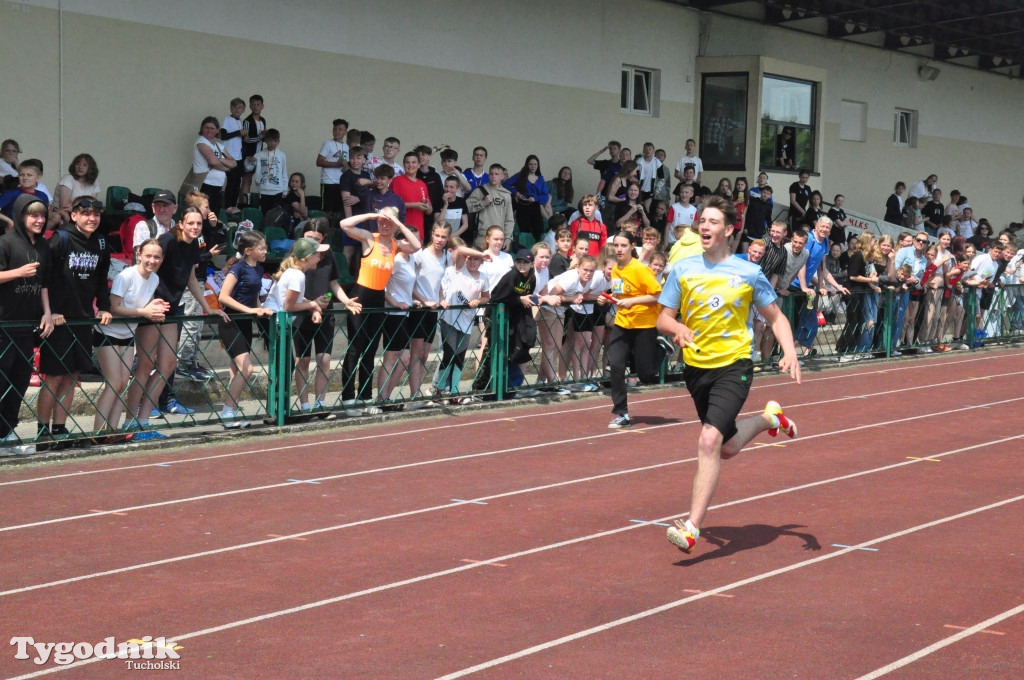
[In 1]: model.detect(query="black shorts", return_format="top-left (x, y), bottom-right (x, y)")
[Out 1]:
top-left (381, 313), bottom-right (413, 352)
top-left (683, 359), bottom-right (755, 443)
top-left (93, 330), bottom-right (133, 348)
top-left (294, 314), bottom-right (336, 358)
top-left (40, 324), bottom-right (94, 375)
top-left (568, 309), bottom-right (596, 332)
top-left (322, 183), bottom-right (342, 214)
top-left (409, 308), bottom-right (438, 342)
top-left (592, 306), bottom-right (610, 328)
top-left (218, 319), bottom-right (255, 358)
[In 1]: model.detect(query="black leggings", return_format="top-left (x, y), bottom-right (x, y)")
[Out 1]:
top-left (341, 286), bottom-right (386, 401)
top-left (0, 333), bottom-right (35, 438)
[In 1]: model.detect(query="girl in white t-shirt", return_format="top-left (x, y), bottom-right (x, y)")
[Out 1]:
top-left (546, 254), bottom-right (598, 389)
top-left (262, 237), bottom-right (329, 408)
top-left (437, 242), bottom-right (489, 401)
top-left (409, 222), bottom-right (451, 407)
top-left (92, 239), bottom-right (170, 439)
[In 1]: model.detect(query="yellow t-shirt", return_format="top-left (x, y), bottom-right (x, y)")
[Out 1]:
top-left (610, 257), bottom-right (662, 329)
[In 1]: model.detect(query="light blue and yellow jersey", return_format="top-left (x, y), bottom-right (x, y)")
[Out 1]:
top-left (658, 255), bottom-right (777, 369)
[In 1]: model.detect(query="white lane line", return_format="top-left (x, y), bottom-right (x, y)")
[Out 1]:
top-left (3, 349), bottom-right (1018, 487)
top-left (431, 493), bottom-right (1024, 680)
top-left (2, 425), bottom-right (1019, 611)
top-left (3, 381), bottom-right (1021, 536)
top-left (10, 486), bottom-right (1022, 680)
top-left (852, 604), bottom-right (1024, 679)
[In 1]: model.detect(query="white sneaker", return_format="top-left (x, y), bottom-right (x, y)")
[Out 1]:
top-left (0, 431), bottom-right (35, 456)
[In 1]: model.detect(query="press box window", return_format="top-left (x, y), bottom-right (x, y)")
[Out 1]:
top-left (621, 65), bottom-right (660, 116)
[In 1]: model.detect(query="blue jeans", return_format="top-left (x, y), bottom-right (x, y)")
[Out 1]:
top-left (894, 290), bottom-right (910, 346)
top-left (858, 291), bottom-right (879, 351)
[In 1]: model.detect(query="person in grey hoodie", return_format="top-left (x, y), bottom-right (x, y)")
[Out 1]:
top-left (0, 193), bottom-right (54, 454)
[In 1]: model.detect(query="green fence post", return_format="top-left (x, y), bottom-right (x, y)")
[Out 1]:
top-left (883, 288), bottom-right (894, 357)
top-left (267, 311), bottom-right (291, 426)
top-left (964, 289), bottom-right (977, 350)
top-left (493, 304), bottom-right (507, 401)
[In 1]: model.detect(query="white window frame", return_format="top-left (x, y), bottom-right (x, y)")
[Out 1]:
top-left (894, 108), bottom-right (918, 147)
top-left (621, 65), bottom-right (660, 117)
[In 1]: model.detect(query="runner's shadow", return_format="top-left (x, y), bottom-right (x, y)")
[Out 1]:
top-left (630, 415), bottom-right (681, 426)
top-left (673, 523), bottom-right (821, 566)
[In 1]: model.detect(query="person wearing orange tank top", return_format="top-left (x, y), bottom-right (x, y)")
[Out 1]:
top-left (339, 208), bottom-right (421, 412)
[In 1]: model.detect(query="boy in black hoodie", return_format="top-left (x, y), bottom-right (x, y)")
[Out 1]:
top-left (37, 196), bottom-right (111, 445)
top-left (0, 194), bottom-right (54, 455)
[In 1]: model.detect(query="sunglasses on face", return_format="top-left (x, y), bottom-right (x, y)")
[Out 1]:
top-left (915, 238), bottom-right (928, 243)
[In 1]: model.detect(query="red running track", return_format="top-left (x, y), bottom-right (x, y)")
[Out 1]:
top-left (0, 349), bottom-right (1022, 679)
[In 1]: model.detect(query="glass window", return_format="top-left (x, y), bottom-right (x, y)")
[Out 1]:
top-left (699, 73), bottom-right (748, 170)
top-left (894, 109), bottom-right (917, 147)
top-left (760, 75), bottom-right (816, 170)
top-left (621, 65), bottom-right (658, 116)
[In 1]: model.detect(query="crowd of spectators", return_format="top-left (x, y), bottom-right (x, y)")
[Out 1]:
top-left (1, 97), bottom-right (1023, 455)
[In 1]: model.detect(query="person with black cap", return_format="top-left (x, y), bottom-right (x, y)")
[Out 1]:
top-left (36, 196), bottom-right (112, 448)
top-left (129, 189), bottom-right (177, 257)
top-left (0, 194), bottom-right (55, 455)
top-left (471, 246), bottom-right (559, 396)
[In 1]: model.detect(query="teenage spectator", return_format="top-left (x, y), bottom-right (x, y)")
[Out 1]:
top-left (884, 182), bottom-right (906, 224)
top-left (653, 149), bottom-right (672, 204)
top-left (378, 235), bottom-right (419, 407)
top-left (838, 232), bottom-right (859, 270)
top-left (675, 165), bottom-right (706, 202)
top-left (741, 185), bottom-right (773, 250)
top-left (262, 236), bottom-right (330, 408)
top-left (52, 154), bottom-right (100, 225)
top-left (339, 209), bottom-right (421, 414)
top-left (123, 207), bottom-right (229, 437)
top-left (193, 116), bottom-right (236, 215)
top-left (547, 166), bottom-right (575, 219)
top-left (239, 94), bottom-right (267, 206)
top-left (471, 247), bottom-right (537, 395)
top-left (437, 147), bottom-right (471, 196)
top-left (635, 142), bottom-right (662, 205)
top-left (666, 184), bottom-right (696, 247)
top-left (713, 178), bottom-right (732, 199)
top-left (732, 177), bottom-right (749, 229)
top-left (220, 98), bottom-right (246, 209)
top-left (614, 184), bottom-right (650, 237)
top-left (802, 190), bottom-right (826, 230)
top-left (436, 242), bottom-right (489, 402)
top-left (774, 229), bottom-right (812, 305)
top-left (908, 173), bottom-right (938, 201)
top-left (872, 234), bottom-right (903, 350)
top-left (294, 218), bottom-right (361, 414)
top-left (649, 200), bottom-right (669, 243)
top-left (36, 196), bottom-right (112, 446)
top-left (835, 232), bottom-right (876, 359)
top-left (463, 146), bottom-right (489, 193)
top-left (360, 131), bottom-right (383, 172)
top-left (316, 118), bottom-right (349, 217)
top-left (437, 176), bottom-right (469, 238)
top-left (407, 222), bottom-right (452, 408)
top-left (945, 189), bottom-right (963, 235)
top-left (364, 136), bottom-right (394, 176)
top-left (587, 141), bottom-right (622, 192)
top-left (543, 254), bottom-right (598, 388)
top-left (749, 171), bottom-right (771, 204)
top-left (93, 239), bottom-right (168, 441)
top-left (415, 145), bottom-right (445, 225)
top-left (902, 196), bottom-right (924, 231)
top-left (919, 232), bottom-right (955, 351)
top-left (605, 232), bottom-right (662, 429)
top-left (0, 159), bottom-right (58, 231)
top-left (391, 152), bottom-right (431, 241)
top-left (958, 207), bottom-right (978, 240)
top-left (673, 138), bottom-right (703, 183)
top-left (775, 126), bottom-right (796, 168)
top-left (253, 129), bottom-right (287, 214)
top-left (826, 194), bottom-right (852, 245)
top-left (505, 154), bottom-right (550, 242)
top-left (216, 230), bottom-right (273, 428)
top-left (466, 164), bottom-right (514, 250)
top-left (358, 164), bottom-right (406, 222)
top-left (0, 195), bottom-right (54, 455)
top-left (284, 172), bottom-right (308, 227)
top-left (604, 161), bottom-right (638, 207)
top-left (922, 188), bottom-right (945, 237)
top-left (968, 220), bottom-right (993, 250)
top-left (569, 194), bottom-right (607, 257)
top-left (788, 169), bottom-right (811, 231)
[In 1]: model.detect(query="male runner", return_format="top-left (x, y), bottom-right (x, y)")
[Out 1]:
top-left (656, 195), bottom-right (801, 554)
